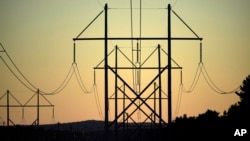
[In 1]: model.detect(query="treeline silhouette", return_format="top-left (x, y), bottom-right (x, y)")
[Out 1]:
top-left (1, 75), bottom-right (249, 141)
top-left (172, 74), bottom-right (250, 140)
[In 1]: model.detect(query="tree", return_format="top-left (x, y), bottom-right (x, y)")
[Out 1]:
top-left (236, 75), bottom-right (250, 108)
top-left (226, 75), bottom-right (250, 128)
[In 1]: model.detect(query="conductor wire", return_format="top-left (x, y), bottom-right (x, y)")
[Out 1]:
top-left (0, 43), bottom-right (37, 92)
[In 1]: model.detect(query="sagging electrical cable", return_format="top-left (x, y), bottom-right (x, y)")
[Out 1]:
top-left (93, 70), bottom-right (104, 120)
top-left (1, 43), bottom-right (93, 95)
top-left (73, 63), bottom-right (94, 94)
top-left (182, 62), bottom-right (240, 94)
top-left (0, 56), bottom-right (36, 92)
top-left (41, 63), bottom-right (75, 95)
top-left (201, 64), bottom-right (240, 94)
top-left (182, 63), bottom-right (202, 93)
top-left (175, 83), bottom-right (183, 116)
top-left (0, 43), bottom-right (37, 92)
top-left (1, 43), bottom-right (74, 95)
top-left (130, 0), bottom-right (136, 93)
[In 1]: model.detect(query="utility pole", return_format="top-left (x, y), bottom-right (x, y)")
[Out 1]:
top-left (167, 4), bottom-right (172, 140)
top-left (37, 89), bottom-right (40, 127)
top-left (104, 3), bottom-right (109, 141)
top-left (7, 90), bottom-right (9, 127)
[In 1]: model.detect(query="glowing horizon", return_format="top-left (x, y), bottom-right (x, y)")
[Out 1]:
top-left (0, 0), bottom-right (249, 125)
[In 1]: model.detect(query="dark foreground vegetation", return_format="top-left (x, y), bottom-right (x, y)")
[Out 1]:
top-left (1, 75), bottom-right (249, 141)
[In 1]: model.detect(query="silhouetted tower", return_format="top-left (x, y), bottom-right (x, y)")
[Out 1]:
top-left (73, 3), bottom-right (202, 141)
top-left (0, 89), bottom-right (54, 126)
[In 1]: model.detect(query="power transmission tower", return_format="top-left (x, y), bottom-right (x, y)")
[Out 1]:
top-left (0, 89), bottom-right (54, 127)
top-left (73, 3), bottom-right (202, 141)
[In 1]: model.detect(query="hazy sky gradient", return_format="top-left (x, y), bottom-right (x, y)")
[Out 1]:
top-left (0, 0), bottom-right (249, 125)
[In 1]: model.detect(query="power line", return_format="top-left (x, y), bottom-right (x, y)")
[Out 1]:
top-left (182, 63), bottom-right (240, 94)
top-left (130, 0), bottom-right (135, 94)
top-left (41, 64), bottom-right (75, 95)
top-left (93, 84), bottom-right (104, 120)
top-left (201, 64), bottom-right (240, 94)
top-left (92, 69), bottom-right (103, 120)
top-left (0, 43), bottom-right (37, 92)
top-left (175, 84), bottom-right (183, 116)
top-left (177, 61), bottom-right (240, 116)
top-left (182, 63), bottom-right (202, 93)
top-left (1, 44), bottom-right (71, 95)
top-left (1, 43), bottom-right (92, 95)
top-left (73, 63), bottom-right (94, 94)
top-left (0, 56), bottom-right (36, 92)
top-left (109, 7), bottom-right (166, 10)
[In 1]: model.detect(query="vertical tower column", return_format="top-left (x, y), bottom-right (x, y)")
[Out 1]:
top-left (7, 90), bottom-right (9, 127)
top-left (37, 89), bottom-right (40, 127)
top-left (158, 44), bottom-right (162, 127)
top-left (104, 3), bottom-right (109, 141)
top-left (167, 3), bottom-right (172, 141)
top-left (115, 45), bottom-right (118, 141)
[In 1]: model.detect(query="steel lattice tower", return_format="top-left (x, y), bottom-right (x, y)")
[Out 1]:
top-left (73, 3), bottom-right (202, 141)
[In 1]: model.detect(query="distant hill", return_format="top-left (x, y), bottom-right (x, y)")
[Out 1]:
top-left (40, 120), bottom-right (153, 132)
top-left (41, 120), bottom-right (105, 132)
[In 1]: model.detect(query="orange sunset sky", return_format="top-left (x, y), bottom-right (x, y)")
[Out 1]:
top-left (0, 0), bottom-right (249, 125)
